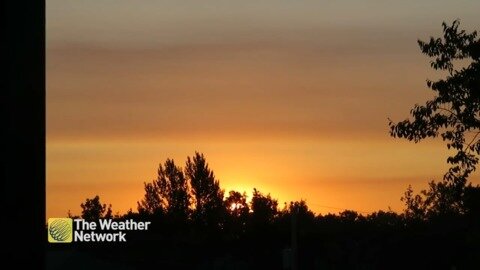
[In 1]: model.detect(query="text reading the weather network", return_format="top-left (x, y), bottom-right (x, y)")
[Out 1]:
top-left (74, 219), bottom-right (151, 231)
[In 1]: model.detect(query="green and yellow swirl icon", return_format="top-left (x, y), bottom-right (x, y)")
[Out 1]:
top-left (48, 218), bottom-right (72, 243)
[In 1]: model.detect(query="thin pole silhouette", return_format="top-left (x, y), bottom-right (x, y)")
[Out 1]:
top-left (291, 209), bottom-right (298, 270)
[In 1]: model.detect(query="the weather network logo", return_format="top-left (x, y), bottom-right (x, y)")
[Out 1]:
top-left (48, 218), bottom-right (73, 243)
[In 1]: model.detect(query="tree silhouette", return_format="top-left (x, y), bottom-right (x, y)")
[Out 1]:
top-left (80, 195), bottom-right (112, 221)
top-left (389, 20), bottom-right (480, 214)
top-left (137, 159), bottom-right (190, 220)
top-left (185, 152), bottom-right (224, 227)
top-left (285, 200), bottom-right (315, 222)
top-left (224, 190), bottom-right (250, 237)
top-left (250, 188), bottom-right (278, 226)
top-left (338, 210), bottom-right (361, 223)
top-left (401, 185), bottom-right (427, 220)
top-left (157, 159), bottom-right (190, 219)
top-left (64, 150), bottom-right (480, 269)
top-left (137, 182), bottom-right (163, 215)
top-left (366, 210), bottom-right (403, 227)
top-left (225, 190), bottom-right (249, 220)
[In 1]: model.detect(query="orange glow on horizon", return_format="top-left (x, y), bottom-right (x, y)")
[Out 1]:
top-left (46, 138), bottom-right (480, 218)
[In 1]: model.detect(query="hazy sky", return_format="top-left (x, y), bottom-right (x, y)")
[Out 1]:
top-left (46, 0), bottom-right (480, 218)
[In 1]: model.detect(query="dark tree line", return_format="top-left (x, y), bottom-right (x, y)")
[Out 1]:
top-left (57, 21), bottom-right (480, 270)
top-left (71, 151), bottom-right (480, 269)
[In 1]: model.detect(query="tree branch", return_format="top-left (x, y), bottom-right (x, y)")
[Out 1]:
top-left (464, 130), bottom-right (480, 152)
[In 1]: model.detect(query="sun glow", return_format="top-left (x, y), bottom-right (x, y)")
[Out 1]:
top-left (229, 202), bottom-right (242, 211)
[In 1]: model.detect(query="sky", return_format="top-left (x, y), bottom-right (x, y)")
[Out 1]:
top-left (46, 0), bottom-right (480, 218)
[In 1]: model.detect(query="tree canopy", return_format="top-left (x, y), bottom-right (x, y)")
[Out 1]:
top-left (137, 158), bottom-right (191, 220)
top-left (80, 195), bottom-right (112, 221)
top-left (389, 20), bottom-right (480, 214)
top-left (186, 152), bottom-right (225, 227)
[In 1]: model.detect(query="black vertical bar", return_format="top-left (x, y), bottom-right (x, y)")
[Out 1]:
top-left (2, 0), bottom-right (45, 269)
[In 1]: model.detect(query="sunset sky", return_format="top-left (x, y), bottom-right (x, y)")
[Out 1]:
top-left (46, 0), bottom-right (480, 218)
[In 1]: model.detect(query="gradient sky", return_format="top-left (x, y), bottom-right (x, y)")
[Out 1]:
top-left (46, 0), bottom-right (480, 218)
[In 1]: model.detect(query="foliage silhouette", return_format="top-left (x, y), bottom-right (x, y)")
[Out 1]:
top-left (250, 188), bottom-right (278, 226)
top-left (137, 182), bottom-right (162, 216)
top-left (224, 190), bottom-right (249, 238)
top-left (138, 159), bottom-right (190, 221)
top-left (186, 152), bottom-right (225, 228)
top-left (225, 190), bottom-right (249, 219)
top-left (389, 20), bottom-right (480, 216)
top-left (80, 195), bottom-right (112, 221)
top-left (62, 151), bottom-right (480, 269)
